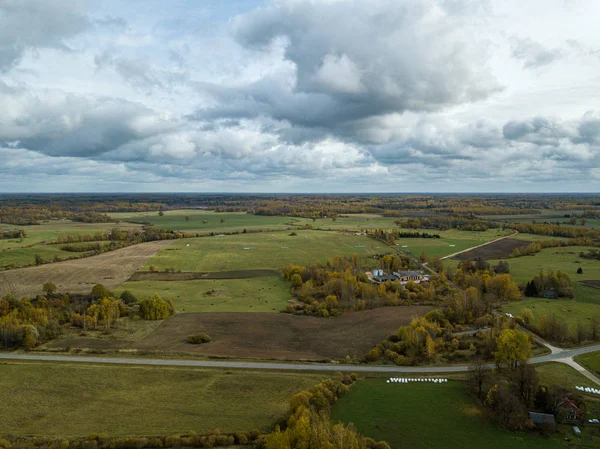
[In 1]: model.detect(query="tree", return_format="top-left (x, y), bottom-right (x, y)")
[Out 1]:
top-left (494, 329), bottom-right (532, 369)
top-left (220, 218), bottom-right (225, 223)
top-left (509, 363), bottom-right (539, 406)
top-left (291, 273), bottom-right (303, 288)
top-left (42, 282), bottom-right (57, 296)
top-left (34, 254), bottom-right (44, 266)
top-left (149, 265), bottom-right (157, 273)
top-left (119, 290), bottom-right (138, 305)
top-left (158, 211), bottom-right (164, 216)
top-left (139, 294), bottom-right (174, 320)
top-left (469, 362), bottom-right (488, 398)
top-left (419, 250), bottom-right (427, 263)
top-left (91, 284), bottom-right (110, 301)
top-left (485, 384), bottom-right (527, 430)
top-left (524, 280), bottom-right (538, 297)
top-left (591, 315), bottom-right (600, 341)
top-left (577, 267), bottom-right (583, 274)
top-left (184, 216), bottom-right (190, 222)
top-left (23, 325), bottom-right (39, 349)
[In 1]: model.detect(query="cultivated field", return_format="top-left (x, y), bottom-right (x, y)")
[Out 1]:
top-left (332, 379), bottom-right (565, 449)
top-left (395, 228), bottom-right (508, 259)
top-left (0, 361), bottom-right (323, 437)
top-left (43, 307), bottom-right (431, 360)
top-left (141, 230), bottom-right (388, 272)
top-left (0, 241), bottom-right (171, 298)
top-left (452, 238), bottom-right (530, 260)
top-left (115, 276), bottom-right (293, 313)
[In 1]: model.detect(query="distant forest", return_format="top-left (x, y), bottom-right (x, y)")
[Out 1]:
top-left (1, 193), bottom-right (600, 225)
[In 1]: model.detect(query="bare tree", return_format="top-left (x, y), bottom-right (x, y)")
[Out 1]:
top-left (469, 362), bottom-right (488, 398)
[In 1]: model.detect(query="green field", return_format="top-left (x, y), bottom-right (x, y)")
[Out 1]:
top-left (142, 230), bottom-right (389, 272)
top-left (111, 210), bottom-right (312, 233)
top-left (0, 220), bottom-right (141, 269)
top-left (115, 276), bottom-right (293, 312)
top-left (396, 228), bottom-right (508, 259)
top-left (536, 362), bottom-right (600, 388)
top-left (112, 211), bottom-right (405, 233)
top-left (491, 245), bottom-right (600, 307)
top-left (311, 214), bottom-right (402, 231)
top-left (491, 246), bottom-right (600, 285)
top-left (502, 298), bottom-right (600, 336)
top-left (332, 379), bottom-right (564, 449)
top-left (574, 351), bottom-right (600, 378)
top-left (0, 361), bottom-right (323, 437)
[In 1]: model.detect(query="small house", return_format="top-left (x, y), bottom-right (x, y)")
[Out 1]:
top-left (560, 398), bottom-right (583, 421)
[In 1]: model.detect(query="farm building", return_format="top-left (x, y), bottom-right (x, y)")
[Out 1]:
top-left (371, 270), bottom-right (429, 285)
top-left (528, 412), bottom-right (556, 430)
top-left (560, 398), bottom-right (583, 421)
top-left (393, 271), bottom-right (429, 285)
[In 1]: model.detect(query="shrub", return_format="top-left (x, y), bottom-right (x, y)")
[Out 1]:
top-left (186, 333), bottom-right (211, 344)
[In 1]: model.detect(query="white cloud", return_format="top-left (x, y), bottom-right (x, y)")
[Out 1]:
top-left (0, 0), bottom-right (599, 192)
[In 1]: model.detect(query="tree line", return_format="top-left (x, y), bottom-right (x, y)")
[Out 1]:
top-left (0, 284), bottom-right (174, 350)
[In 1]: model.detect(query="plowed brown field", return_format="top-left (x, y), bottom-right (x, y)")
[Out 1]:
top-left (44, 306), bottom-right (431, 361)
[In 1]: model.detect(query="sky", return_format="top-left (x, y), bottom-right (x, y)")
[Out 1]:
top-left (0, 0), bottom-right (599, 193)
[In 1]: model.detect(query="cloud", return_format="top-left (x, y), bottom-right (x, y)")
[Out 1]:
top-left (192, 0), bottom-right (502, 143)
top-left (0, 0), bottom-right (90, 72)
top-left (0, 82), bottom-right (178, 158)
top-left (1, 0), bottom-right (599, 192)
top-left (510, 37), bottom-right (563, 69)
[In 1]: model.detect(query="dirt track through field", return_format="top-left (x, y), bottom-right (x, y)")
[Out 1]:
top-left (0, 241), bottom-right (172, 298)
top-left (44, 307), bottom-right (432, 361)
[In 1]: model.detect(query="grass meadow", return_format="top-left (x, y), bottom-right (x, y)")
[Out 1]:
top-left (0, 361), bottom-right (323, 437)
top-left (141, 230), bottom-right (389, 272)
top-left (115, 276), bottom-right (293, 313)
top-left (501, 298), bottom-right (600, 336)
top-left (332, 379), bottom-right (564, 449)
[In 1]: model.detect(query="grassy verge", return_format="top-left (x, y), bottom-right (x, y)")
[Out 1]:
top-left (0, 361), bottom-right (323, 437)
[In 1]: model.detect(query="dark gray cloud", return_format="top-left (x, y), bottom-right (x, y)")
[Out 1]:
top-left (510, 37), bottom-right (563, 69)
top-left (0, 0), bottom-right (90, 72)
top-left (0, 83), bottom-right (178, 157)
